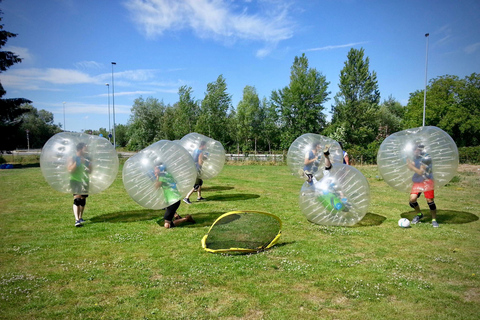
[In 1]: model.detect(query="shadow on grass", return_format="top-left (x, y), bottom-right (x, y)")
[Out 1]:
top-left (200, 241), bottom-right (294, 256)
top-left (90, 209), bottom-right (160, 223)
top-left (187, 211), bottom-right (227, 227)
top-left (152, 211), bottom-right (229, 229)
top-left (400, 209), bottom-right (479, 224)
top-left (202, 186), bottom-right (234, 192)
top-left (354, 212), bottom-right (387, 227)
top-left (204, 193), bottom-right (260, 202)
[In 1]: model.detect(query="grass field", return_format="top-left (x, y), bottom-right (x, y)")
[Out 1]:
top-left (1, 160), bottom-right (479, 319)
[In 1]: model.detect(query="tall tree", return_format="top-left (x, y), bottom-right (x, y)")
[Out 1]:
top-left (331, 48), bottom-right (380, 146)
top-left (236, 85), bottom-right (262, 152)
top-left (261, 97), bottom-right (280, 153)
top-left (114, 123), bottom-right (129, 148)
top-left (126, 96), bottom-right (165, 150)
top-left (173, 85), bottom-right (199, 138)
top-left (271, 53), bottom-right (330, 149)
top-left (160, 106), bottom-right (176, 141)
top-left (0, 9), bottom-right (31, 151)
top-left (19, 104), bottom-right (61, 148)
top-left (376, 95), bottom-right (404, 140)
top-left (196, 75), bottom-right (232, 144)
top-left (404, 73), bottom-right (480, 147)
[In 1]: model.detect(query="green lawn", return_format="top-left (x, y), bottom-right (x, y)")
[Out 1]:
top-left (1, 162), bottom-right (479, 319)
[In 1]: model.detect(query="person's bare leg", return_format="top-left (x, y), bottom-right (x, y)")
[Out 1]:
top-left (409, 193), bottom-right (421, 214)
top-left (164, 215), bottom-right (195, 228)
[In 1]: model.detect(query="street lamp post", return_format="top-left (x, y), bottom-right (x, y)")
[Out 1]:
top-left (106, 83), bottom-right (111, 142)
top-left (26, 129), bottom-right (30, 151)
top-left (423, 33), bottom-right (429, 127)
top-left (111, 62), bottom-right (117, 148)
top-left (63, 101), bottom-right (66, 131)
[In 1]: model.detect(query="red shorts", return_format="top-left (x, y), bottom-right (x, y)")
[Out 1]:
top-left (411, 180), bottom-right (434, 199)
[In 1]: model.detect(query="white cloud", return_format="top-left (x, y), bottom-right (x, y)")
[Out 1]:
top-left (304, 42), bottom-right (369, 52)
top-left (40, 68), bottom-right (97, 84)
top-left (43, 101), bottom-right (132, 115)
top-left (434, 25), bottom-right (452, 46)
top-left (124, 0), bottom-right (294, 53)
top-left (75, 61), bottom-right (104, 70)
top-left (1, 68), bottom-right (96, 90)
top-left (1, 67), bottom-right (168, 90)
top-left (4, 46), bottom-right (34, 63)
top-left (113, 90), bottom-right (158, 97)
top-left (115, 69), bottom-right (161, 81)
top-left (464, 42), bottom-right (480, 54)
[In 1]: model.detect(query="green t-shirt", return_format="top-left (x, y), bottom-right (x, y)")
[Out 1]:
top-left (70, 156), bottom-right (90, 182)
top-left (158, 172), bottom-right (181, 204)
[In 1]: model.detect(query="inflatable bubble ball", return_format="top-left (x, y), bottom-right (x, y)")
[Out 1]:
top-left (122, 140), bottom-right (198, 210)
top-left (40, 132), bottom-right (118, 195)
top-left (287, 133), bottom-right (343, 181)
top-left (178, 132), bottom-right (225, 180)
top-left (377, 126), bottom-right (458, 194)
top-left (299, 164), bottom-right (370, 226)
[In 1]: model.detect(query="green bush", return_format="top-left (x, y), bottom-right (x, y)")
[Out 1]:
top-left (348, 143), bottom-right (479, 165)
top-left (347, 141), bottom-right (381, 165)
top-left (459, 146), bottom-right (480, 164)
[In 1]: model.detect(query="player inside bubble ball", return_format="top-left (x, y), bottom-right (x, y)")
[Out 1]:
top-left (406, 143), bottom-right (438, 227)
top-left (67, 142), bottom-right (92, 227)
top-left (301, 142), bottom-right (332, 185)
top-left (154, 164), bottom-right (195, 229)
top-left (314, 176), bottom-right (351, 213)
top-left (184, 140), bottom-right (208, 204)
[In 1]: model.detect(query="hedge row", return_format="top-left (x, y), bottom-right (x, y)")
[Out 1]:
top-left (347, 145), bottom-right (480, 165)
top-left (458, 146), bottom-right (480, 164)
top-left (1, 146), bottom-right (479, 166)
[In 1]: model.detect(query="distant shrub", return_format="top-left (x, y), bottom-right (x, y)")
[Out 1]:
top-left (459, 146), bottom-right (480, 164)
top-left (347, 141), bottom-right (381, 165)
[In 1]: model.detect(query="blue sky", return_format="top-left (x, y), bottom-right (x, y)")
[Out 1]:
top-left (1, 0), bottom-right (479, 134)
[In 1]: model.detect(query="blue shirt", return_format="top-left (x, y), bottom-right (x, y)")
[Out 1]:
top-left (412, 157), bottom-right (433, 182)
top-left (303, 150), bottom-right (316, 171)
top-left (193, 148), bottom-right (203, 170)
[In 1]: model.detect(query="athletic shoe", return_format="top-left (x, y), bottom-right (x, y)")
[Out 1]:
top-left (79, 218), bottom-right (85, 223)
top-left (411, 213), bottom-right (424, 224)
top-left (432, 220), bottom-right (439, 228)
top-left (297, 169), bottom-right (306, 180)
top-left (75, 220), bottom-right (83, 227)
top-left (197, 197), bottom-right (206, 201)
top-left (323, 144), bottom-right (331, 156)
top-left (183, 198), bottom-right (192, 205)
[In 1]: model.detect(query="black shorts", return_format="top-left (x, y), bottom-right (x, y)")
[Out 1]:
top-left (193, 178), bottom-right (203, 191)
top-left (70, 180), bottom-right (89, 196)
top-left (164, 200), bottom-right (181, 222)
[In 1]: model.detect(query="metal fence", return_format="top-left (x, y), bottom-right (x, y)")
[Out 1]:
top-left (225, 154), bottom-right (285, 162)
top-left (8, 150), bottom-right (288, 163)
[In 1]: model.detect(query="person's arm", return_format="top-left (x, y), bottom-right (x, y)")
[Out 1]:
top-left (154, 173), bottom-right (163, 189)
top-left (304, 152), bottom-right (318, 165)
top-left (67, 156), bottom-right (78, 173)
top-left (198, 151), bottom-right (204, 166)
top-left (407, 159), bottom-right (424, 175)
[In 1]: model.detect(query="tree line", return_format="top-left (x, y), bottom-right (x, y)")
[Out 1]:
top-left (1, 9), bottom-right (479, 158)
top-left (97, 50), bottom-right (479, 158)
